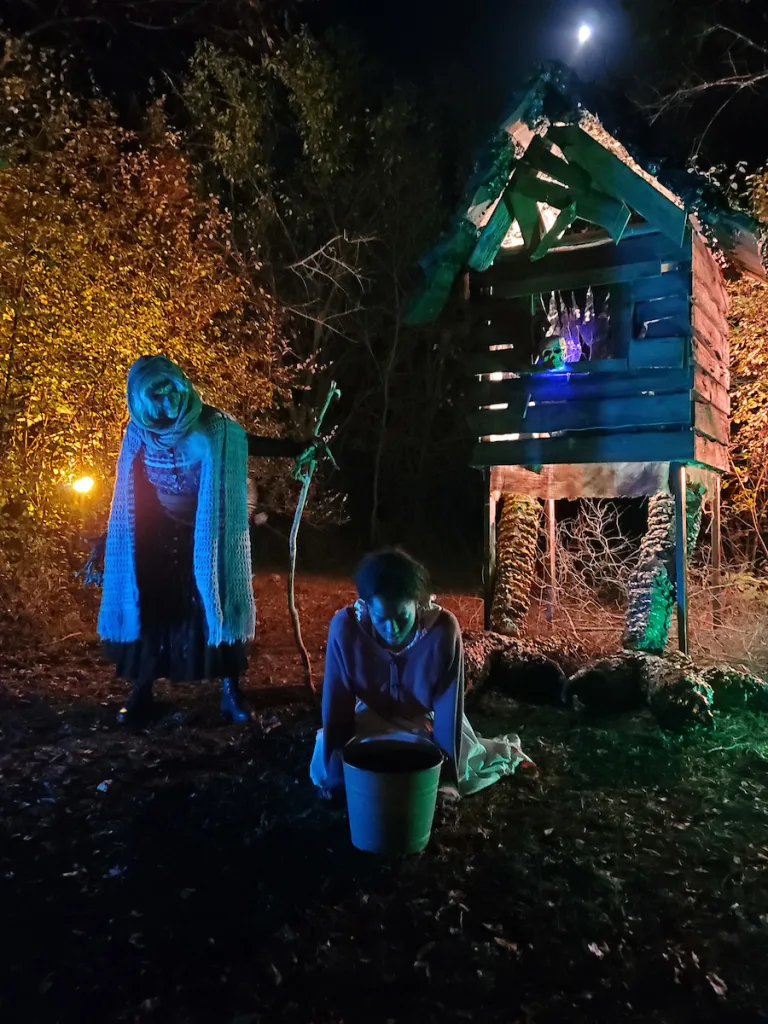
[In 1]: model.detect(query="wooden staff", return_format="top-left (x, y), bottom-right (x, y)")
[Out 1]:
top-left (289, 380), bottom-right (340, 693)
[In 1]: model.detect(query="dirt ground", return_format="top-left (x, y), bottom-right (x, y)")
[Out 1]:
top-left (2, 573), bottom-right (768, 1023)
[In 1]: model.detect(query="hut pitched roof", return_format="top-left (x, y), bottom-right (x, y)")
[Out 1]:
top-left (405, 62), bottom-right (767, 324)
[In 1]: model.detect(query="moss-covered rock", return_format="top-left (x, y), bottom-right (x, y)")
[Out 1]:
top-left (462, 630), bottom-right (566, 706)
top-left (639, 652), bottom-right (714, 732)
top-left (700, 665), bottom-right (768, 713)
top-left (562, 649), bottom-right (714, 731)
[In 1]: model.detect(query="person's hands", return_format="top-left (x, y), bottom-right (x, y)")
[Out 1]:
top-left (77, 533), bottom-right (106, 587)
top-left (437, 782), bottom-right (460, 804)
top-left (316, 783), bottom-right (345, 805)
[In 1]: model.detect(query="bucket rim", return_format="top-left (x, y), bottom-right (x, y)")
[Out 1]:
top-left (342, 737), bottom-right (443, 772)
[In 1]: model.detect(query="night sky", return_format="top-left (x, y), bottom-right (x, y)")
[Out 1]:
top-left (311, 0), bottom-right (636, 101)
top-left (309, 0), bottom-right (764, 167)
top-left (5, 0), bottom-right (767, 166)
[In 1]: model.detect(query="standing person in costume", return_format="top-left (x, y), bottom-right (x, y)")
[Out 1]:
top-left (98, 355), bottom-right (312, 726)
top-left (311, 548), bottom-right (535, 800)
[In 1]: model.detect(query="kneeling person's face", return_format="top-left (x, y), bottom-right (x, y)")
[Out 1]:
top-left (367, 596), bottom-right (417, 648)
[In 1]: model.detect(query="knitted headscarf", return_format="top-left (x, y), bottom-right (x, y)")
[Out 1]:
top-left (126, 355), bottom-right (203, 450)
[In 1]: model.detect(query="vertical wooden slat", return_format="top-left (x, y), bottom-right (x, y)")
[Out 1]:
top-left (545, 498), bottom-right (557, 623)
top-left (672, 462), bottom-right (689, 655)
top-left (484, 471), bottom-right (497, 631)
top-left (610, 281), bottom-right (634, 360)
top-left (712, 474), bottom-right (722, 627)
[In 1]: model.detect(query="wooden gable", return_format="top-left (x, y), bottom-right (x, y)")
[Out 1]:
top-left (467, 122), bottom-right (688, 274)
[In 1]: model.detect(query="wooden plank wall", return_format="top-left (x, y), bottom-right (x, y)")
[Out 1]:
top-left (474, 230), bottom-right (693, 372)
top-left (466, 225), bottom-right (731, 473)
top-left (485, 231), bottom-right (689, 299)
top-left (627, 238), bottom-right (691, 371)
top-left (691, 228), bottom-right (730, 412)
top-left (690, 227), bottom-right (730, 472)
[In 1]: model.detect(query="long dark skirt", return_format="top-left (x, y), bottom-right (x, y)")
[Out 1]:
top-left (104, 503), bottom-right (247, 686)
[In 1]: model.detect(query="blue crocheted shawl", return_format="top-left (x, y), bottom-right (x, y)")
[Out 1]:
top-left (98, 405), bottom-right (255, 646)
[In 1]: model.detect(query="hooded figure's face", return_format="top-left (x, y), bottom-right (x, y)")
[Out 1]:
top-left (145, 377), bottom-right (183, 424)
top-left (126, 355), bottom-right (202, 437)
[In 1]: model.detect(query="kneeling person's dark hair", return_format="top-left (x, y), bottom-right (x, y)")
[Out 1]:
top-left (354, 548), bottom-right (431, 604)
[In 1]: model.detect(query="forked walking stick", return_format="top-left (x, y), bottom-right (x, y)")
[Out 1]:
top-left (288, 380), bottom-right (341, 693)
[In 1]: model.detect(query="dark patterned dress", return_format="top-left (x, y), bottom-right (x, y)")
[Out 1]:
top-left (104, 434), bottom-right (302, 685)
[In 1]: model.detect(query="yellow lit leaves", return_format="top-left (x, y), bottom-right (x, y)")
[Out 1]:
top-left (727, 272), bottom-right (768, 518)
top-left (0, 105), bottom-right (284, 533)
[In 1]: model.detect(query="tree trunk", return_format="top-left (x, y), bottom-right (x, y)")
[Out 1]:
top-left (623, 485), bottom-right (704, 654)
top-left (490, 493), bottom-right (541, 636)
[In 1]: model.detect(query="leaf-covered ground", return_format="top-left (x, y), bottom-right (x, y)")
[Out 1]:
top-left (2, 574), bottom-right (768, 1023)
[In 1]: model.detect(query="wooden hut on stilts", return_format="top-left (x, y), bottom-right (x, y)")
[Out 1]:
top-left (405, 65), bottom-right (768, 656)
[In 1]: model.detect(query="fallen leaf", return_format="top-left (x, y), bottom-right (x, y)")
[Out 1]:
top-left (707, 973), bottom-right (728, 997)
top-left (494, 937), bottom-right (519, 953)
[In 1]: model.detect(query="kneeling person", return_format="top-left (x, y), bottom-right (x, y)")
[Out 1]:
top-left (311, 548), bottom-right (533, 799)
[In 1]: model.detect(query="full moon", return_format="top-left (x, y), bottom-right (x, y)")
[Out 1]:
top-left (577, 24), bottom-right (592, 44)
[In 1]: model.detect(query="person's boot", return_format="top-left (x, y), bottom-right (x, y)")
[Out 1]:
top-left (116, 682), bottom-right (154, 726)
top-left (220, 676), bottom-right (250, 723)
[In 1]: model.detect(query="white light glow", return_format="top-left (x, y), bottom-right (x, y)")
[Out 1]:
top-left (500, 219), bottom-right (525, 249)
top-left (578, 24), bottom-right (592, 44)
top-left (72, 476), bottom-right (95, 494)
top-left (538, 202), bottom-right (560, 233)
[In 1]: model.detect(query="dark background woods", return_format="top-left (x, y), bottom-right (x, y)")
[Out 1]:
top-left (2, 0), bottom-right (768, 611)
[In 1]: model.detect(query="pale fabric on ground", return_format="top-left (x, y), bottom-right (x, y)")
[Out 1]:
top-left (310, 701), bottom-right (531, 800)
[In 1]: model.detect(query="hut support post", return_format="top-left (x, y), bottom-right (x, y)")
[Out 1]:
top-left (545, 498), bottom-right (557, 623)
top-left (484, 471), bottom-right (497, 631)
top-left (672, 462), bottom-right (689, 655)
top-left (712, 474), bottom-right (722, 627)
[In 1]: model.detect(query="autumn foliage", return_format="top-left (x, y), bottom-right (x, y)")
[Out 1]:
top-left (726, 272), bottom-right (768, 555)
top-left (0, 50), bottom-right (284, 626)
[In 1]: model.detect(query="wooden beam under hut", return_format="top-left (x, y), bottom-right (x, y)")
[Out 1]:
top-left (545, 498), bottom-right (557, 623)
top-left (712, 475), bottom-right (722, 628)
top-left (672, 462), bottom-right (689, 656)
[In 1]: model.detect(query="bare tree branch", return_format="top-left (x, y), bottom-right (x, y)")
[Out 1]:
top-left (700, 23), bottom-right (768, 60)
top-left (635, 19), bottom-right (768, 150)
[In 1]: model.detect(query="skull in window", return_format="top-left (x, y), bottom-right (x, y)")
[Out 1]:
top-left (538, 335), bottom-right (567, 370)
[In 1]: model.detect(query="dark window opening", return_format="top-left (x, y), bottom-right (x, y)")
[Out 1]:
top-left (532, 286), bottom-right (613, 369)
